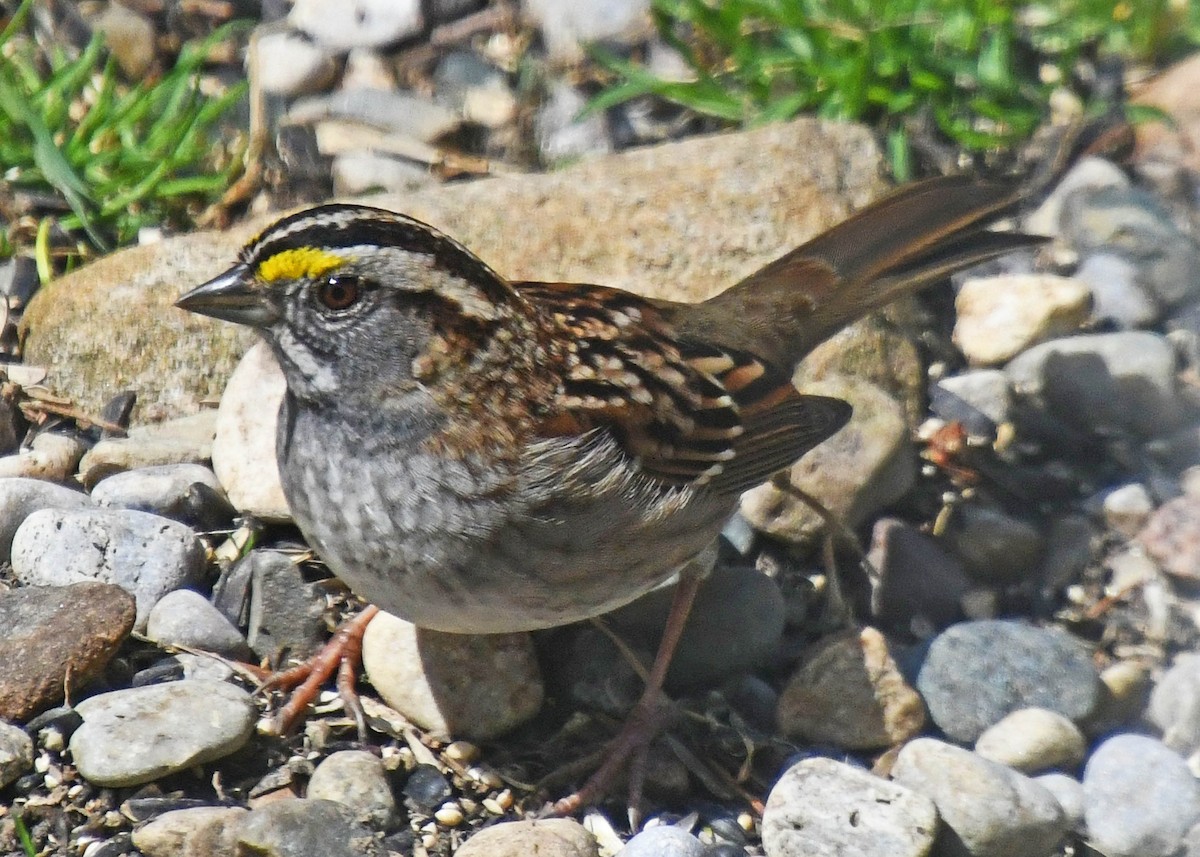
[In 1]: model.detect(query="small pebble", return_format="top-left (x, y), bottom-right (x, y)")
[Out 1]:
top-left (455, 818), bottom-right (598, 857)
top-left (146, 589), bottom-right (250, 660)
top-left (0, 720), bottom-right (34, 789)
top-left (307, 750), bottom-right (397, 829)
top-left (622, 824), bottom-right (712, 856)
top-left (974, 707), bottom-right (1087, 774)
top-left (1103, 483), bottom-right (1155, 539)
top-left (1147, 653), bottom-right (1200, 755)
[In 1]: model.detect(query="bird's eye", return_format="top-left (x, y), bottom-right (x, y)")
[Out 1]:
top-left (316, 275), bottom-right (362, 311)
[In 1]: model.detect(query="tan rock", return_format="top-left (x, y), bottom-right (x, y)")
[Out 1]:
top-left (456, 819), bottom-right (598, 857)
top-left (22, 118), bottom-right (886, 422)
top-left (953, 273), bottom-right (1091, 366)
top-left (210, 342), bottom-right (289, 522)
top-left (776, 627), bottom-right (925, 750)
top-left (360, 610), bottom-right (543, 741)
top-left (77, 411), bottom-right (219, 490)
top-left (740, 376), bottom-right (914, 547)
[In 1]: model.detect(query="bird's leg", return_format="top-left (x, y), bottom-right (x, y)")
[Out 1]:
top-left (550, 567), bottom-right (704, 820)
top-left (260, 604), bottom-right (380, 737)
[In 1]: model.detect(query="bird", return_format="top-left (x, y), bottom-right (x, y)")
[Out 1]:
top-left (177, 173), bottom-right (1039, 813)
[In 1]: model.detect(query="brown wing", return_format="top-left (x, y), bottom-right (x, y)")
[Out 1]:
top-left (519, 281), bottom-right (850, 495)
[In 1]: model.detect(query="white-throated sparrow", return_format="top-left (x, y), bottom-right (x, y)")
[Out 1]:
top-left (177, 174), bottom-right (1039, 811)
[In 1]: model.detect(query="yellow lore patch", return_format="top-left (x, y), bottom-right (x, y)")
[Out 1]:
top-left (257, 247), bottom-right (345, 282)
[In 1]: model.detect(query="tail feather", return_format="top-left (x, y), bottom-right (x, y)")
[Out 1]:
top-left (674, 175), bottom-right (1045, 368)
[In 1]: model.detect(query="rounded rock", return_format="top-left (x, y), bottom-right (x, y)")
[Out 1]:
top-left (762, 757), bottom-right (938, 857)
top-left (916, 619), bottom-right (1100, 742)
top-left (131, 806), bottom-right (248, 857)
top-left (0, 477), bottom-right (91, 563)
top-left (621, 825), bottom-right (711, 857)
top-left (70, 679), bottom-right (255, 787)
top-left (235, 798), bottom-right (385, 857)
top-left (1083, 734), bottom-right (1200, 857)
top-left (145, 589), bottom-right (250, 660)
top-left (455, 818), bottom-right (598, 857)
top-left (361, 610), bottom-right (543, 741)
top-left (953, 273), bottom-right (1091, 366)
top-left (11, 507), bottom-right (206, 630)
top-left (307, 750), bottom-right (397, 829)
top-left (1147, 652), bottom-right (1200, 755)
top-left (892, 737), bottom-right (1068, 857)
top-left (0, 581), bottom-right (135, 722)
top-left (91, 463), bottom-right (232, 529)
top-left (0, 720), bottom-right (33, 789)
top-left (210, 342), bottom-right (290, 522)
top-left (974, 707), bottom-right (1087, 774)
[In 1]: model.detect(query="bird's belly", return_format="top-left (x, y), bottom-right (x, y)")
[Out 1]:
top-left (281, 419), bottom-right (732, 634)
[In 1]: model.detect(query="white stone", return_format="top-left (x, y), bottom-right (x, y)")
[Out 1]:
top-left (954, 274), bottom-right (1091, 366)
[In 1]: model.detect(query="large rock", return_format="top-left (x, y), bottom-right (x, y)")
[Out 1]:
top-left (21, 119), bottom-right (886, 422)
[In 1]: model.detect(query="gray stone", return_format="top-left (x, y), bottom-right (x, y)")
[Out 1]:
top-left (974, 707), bottom-right (1087, 774)
top-left (892, 738), bottom-right (1067, 857)
top-left (1023, 156), bottom-right (1130, 237)
top-left (0, 582), bottom-right (135, 722)
top-left (1102, 483), bottom-right (1155, 539)
top-left (307, 750), bottom-right (396, 829)
top-left (70, 680), bottom-right (255, 787)
top-left (1075, 252), bottom-right (1160, 328)
top-left (91, 463), bottom-right (232, 529)
top-left (930, 369), bottom-right (1013, 437)
top-left (941, 504), bottom-right (1044, 585)
top-left (253, 28), bottom-right (339, 96)
top-left (1083, 734), bottom-right (1200, 857)
top-left (1061, 184), bottom-right (1200, 310)
top-left (131, 806), bottom-right (248, 857)
top-left (0, 720), bottom-right (33, 789)
top-left (0, 477), bottom-right (91, 563)
top-left (622, 825), bottom-right (711, 857)
top-left (521, 0), bottom-right (651, 61)
top-left (761, 757), bottom-right (938, 857)
top-left (1007, 332), bottom-right (1181, 439)
top-left (11, 507), bottom-right (207, 630)
top-left (1035, 514), bottom-right (1095, 595)
top-left (332, 152), bottom-right (433, 196)
top-left (1147, 652), bottom-right (1200, 755)
top-left (360, 611), bottom-right (543, 741)
top-left (953, 273), bottom-right (1090, 366)
top-left (146, 589), bottom-right (250, 660)
top-left (78, 411), bottom-right (219, 488)
top-left (741, 377), bottom-right (914, 547)
top-left (244, 549), bottom-right (329, 662)
top-left (916, 620), bottom-right (1100, 742)
top-left (868, 517), bottom-right (970, 635)
top-left (289, 89), bottom-right (459, 143)
top-left (1034, 773), bottom-right (1084, 832)
top-left (455, 819), bottom-right (598, 857)
top-left (609, 560), bottom-right (784, 687)
top-left (535, 81), bottom-right (613, 165)
top-left (236, 799), bottom-right (385, 856)
top-left (289, 0), bottom-right (422, 51)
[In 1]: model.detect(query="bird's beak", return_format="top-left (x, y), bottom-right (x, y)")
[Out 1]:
top-left (176, 265), bottom-right (281, 327)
